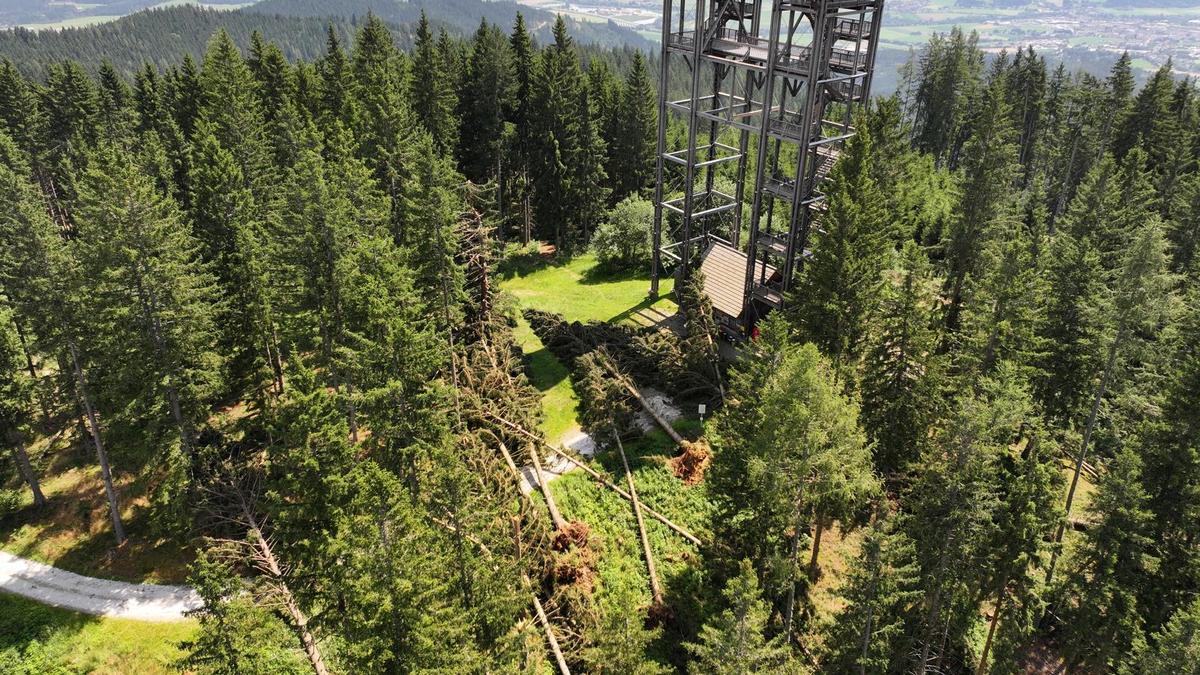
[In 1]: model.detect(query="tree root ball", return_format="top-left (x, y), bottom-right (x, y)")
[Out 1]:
top-left (669, 439), bottom-right (712, 485)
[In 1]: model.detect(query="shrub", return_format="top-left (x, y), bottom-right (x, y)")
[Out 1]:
top-left (592, 197), bottom-right (654, 272)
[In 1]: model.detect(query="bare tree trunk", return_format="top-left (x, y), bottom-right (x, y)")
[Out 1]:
top-left (808, 514), bottom-right (827, 581)
top-left (11, 318), bottom-right (51, 427)
top-left (527, 442), bottom-right (567, 531)
top-left (784, 508), bottom-right (804, 646)
top-left (238, 498), bottom-right (330, 675)
top-left (10, 437), bottom-right (46, 507)
top-left (69, 341), bottom-right (125, 545)
top-left (858, 538), bottom-right (880, 675)
top-left (1047, 333), bottom-right (1121, 585)
top-left (977, 584), bottom-right (1007, 675)
top-left (617, 434), bottom-right (663, 605)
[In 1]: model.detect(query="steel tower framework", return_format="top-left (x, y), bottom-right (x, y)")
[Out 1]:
top-left (649, 0), bottom-right (884, 329)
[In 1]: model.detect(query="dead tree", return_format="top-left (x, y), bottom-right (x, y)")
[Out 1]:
top-left (616, 434), bottom-right (663, 606)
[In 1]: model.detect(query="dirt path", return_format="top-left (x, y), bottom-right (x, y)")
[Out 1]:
top-left (0, 551), bottom-right (201, 621)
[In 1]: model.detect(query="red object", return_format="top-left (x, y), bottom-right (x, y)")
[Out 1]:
top-left (750, 326), bottom-right (761, 341)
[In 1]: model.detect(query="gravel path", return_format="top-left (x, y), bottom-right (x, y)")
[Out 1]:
top-left (0, 551), bottom-right (201, 621)
top-left (518, 386), bottom-right (683, 495)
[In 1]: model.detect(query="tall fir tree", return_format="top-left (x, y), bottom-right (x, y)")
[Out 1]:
top-left (410, 11), bottom-right (458, 157)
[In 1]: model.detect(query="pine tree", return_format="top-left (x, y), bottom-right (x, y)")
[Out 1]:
top-left (73, 145), bottom-right (223, 459)
top-left (860, 241), bottom-right (942, 478)
top-left (608, 51), bottom-right (656, 202)
top-left (1054, 448), bottom-right (1153, 672)
top-left (181, 551), bottom-right (310, 674)
top-left (791, 125), bottom-right (891, 382)
top-left (572, 71), bottom-right (609, 244)
top-left (0, 59), bottom-right (43, 155)
top-left (410, 11), bottom-right (458, 156)
top-left (348, 13), bottom-right (420, 242)
top-left (329, 461), bottom-right (481, 673)
top-left (821, 512), bottom-right (921, 674)
top-left (956, 215), bottom-right (1043, 379)
top-left (317, 25), bottom-right (354, 129)
top-left (686, 559), bottom-right (789, 674)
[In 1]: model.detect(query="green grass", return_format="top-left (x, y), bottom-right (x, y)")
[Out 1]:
top-left (0, 592), bottom-right (195, 674)
top-left (499, 253), bottom-right (678, 442)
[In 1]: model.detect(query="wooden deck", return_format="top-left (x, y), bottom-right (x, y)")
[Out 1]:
top-left (699, 241), bottom-right (778, 319)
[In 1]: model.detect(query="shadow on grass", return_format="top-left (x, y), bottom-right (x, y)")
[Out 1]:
top-left (0, 592), bottom-right (97, 663)
top-left (523, 346), bottom-right (571, 393)
top-left (2, 466), bottom-right (195, 585)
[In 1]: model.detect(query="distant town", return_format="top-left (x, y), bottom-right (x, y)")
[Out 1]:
top-left (519, 0), bottom-right (1200, 81)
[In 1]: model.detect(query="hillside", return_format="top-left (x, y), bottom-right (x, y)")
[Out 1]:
top-left (245, 0), bottom-right (652, 49)
top-left (0, 7), bottom-right (360, 78)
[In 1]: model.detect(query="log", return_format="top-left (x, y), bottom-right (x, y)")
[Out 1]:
top-left (530, 577), bottom-right (572, 675)
top-left (598, 357), bottom-right (685, 447)
top-left (617, 435), bottom-right (664, 605)
top-left (487, 413), bottom-right (702, 547)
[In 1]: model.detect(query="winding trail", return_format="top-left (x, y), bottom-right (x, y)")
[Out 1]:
top-left (0, 551), bottom-right (201, 621)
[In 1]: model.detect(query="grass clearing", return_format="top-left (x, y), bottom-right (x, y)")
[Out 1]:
top-left (0, 592), bottom-right (195, 674)
top-left (499, 253), bottom-right (677, 441)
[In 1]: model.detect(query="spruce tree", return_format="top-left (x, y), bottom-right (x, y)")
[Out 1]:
top-left (685, 559), bottom-right (789, 674)
top-left (608, 51), bottom-right (656, 202)
top-left (1169, 171), bottom-right (1200, 272)
top-left (1135, 273), bottom-right (1200, 631)
top-left (708, 318), bottom-right (877, 634)
top-left (1054, 448), bottom-right (1153, 672)
top-left (457, 19), bottom-right (515, 184)
top-left (0, 160), bottom-right (125, 544)
top-left (821, 512), bottom-right (920, 674)
top-left (1031, 232), bottom-right (1103, 426)
top-left (0, 307), bottom-right (46, 507)
top-left (530, 17), bottom-right (583, 249)
top-left (905, 366), bottom-right (1030, 675)
top-left (791, 125), bottom-right (891, 383)
top-left (859, 241), bottom-right (942, 478)
top-left (73, 145), bottom-right (223, 459)
top-left (1121, 596), bottom-right (1200, 675)
top-left (940, 71), bottom-right (1020, 331)
top-left (1049, 219), bottom-right (1174, 583)
top-left (410, 11), bottom-right (458, 156)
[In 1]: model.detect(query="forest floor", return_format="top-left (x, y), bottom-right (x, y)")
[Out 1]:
top-left (0, 428), bottom-right (194, 585)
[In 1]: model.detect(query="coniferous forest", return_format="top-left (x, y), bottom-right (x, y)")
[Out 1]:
top-left (0, 8), bottom-right (1198, 674)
